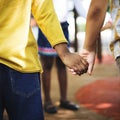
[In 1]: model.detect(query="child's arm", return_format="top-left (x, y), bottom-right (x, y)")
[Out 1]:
top-left (54, 43), bottom-right (88, 75)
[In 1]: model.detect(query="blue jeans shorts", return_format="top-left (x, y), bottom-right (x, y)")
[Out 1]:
top-left (0, 64), bottom-right (44, 120)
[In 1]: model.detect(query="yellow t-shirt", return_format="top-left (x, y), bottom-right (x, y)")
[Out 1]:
top-left (0, 0), bottom-right (67, 73)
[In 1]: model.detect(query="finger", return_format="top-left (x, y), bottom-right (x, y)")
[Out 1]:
top-left (70, 57), bottom-right (88, 75)
top-left (80, 58), bottom-right (89, 68)
top-left (73, 66), bottom-right (87, 75)
top-left (77, 60), bottom-right (88, 73)
top-left (71, 71), bottom-right (78, 75)
top-left (76, 70), bottom-right (86, 75)
top-left (77, 54), bottom-right (89, 67)
top-left (68, 67), bottom-right (82, 75)
top-left (67, 68), bottom-right (77, 75)
top-left (82, 67), bottom-right (88, 73)
top-left (79, 50), bottom-right (89, 58)
top-left (72, 66), bottom-right (81, 75)
top-left (88, 62), bottom-right (94, 75)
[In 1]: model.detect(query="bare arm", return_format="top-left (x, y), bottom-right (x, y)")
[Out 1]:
top-left (80, 0), bottom-right (108, 75)
top-left (84, 0), bottom-right (108, 51)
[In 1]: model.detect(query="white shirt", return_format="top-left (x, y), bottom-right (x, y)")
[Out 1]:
top-left (53, 0), bottom-right (91, 22)
top-left (53, 0), bottom-right (68, 22)
top-left (74, 0), bottom-right (91, 18)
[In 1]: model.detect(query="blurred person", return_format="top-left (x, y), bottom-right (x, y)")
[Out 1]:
top-left (37, 0), bottom-right (90, 114)
top-left (109, 0), bottom-right (120, 72)
top-left (80, 0), bottom-right (120, 75)
top-left (0, 0), bottom-right (88, 120)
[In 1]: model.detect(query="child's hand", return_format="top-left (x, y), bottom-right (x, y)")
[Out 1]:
top-left (61, 52), bottom-right (88, 76)
top-left (80, 49), bottom-right (96, 75)
top-left (54, 43), bottom-right (88, 75)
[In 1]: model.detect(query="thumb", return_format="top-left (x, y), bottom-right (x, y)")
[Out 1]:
top-left (87, 61), bottom-right (94, 75)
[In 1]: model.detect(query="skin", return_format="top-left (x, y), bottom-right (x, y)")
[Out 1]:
top-left (40, 56), bottom-right (68, 104)
top-left (80, 0), bottom-right (108, 75)
top-left (54, 43), bottom-right (88, 75)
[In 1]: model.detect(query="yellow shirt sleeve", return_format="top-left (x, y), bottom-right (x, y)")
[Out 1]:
top-left (31, 0), bottom-right (68, 47)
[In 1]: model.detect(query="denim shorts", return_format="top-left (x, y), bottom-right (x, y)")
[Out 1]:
top-left (0, 64), bottom-right (44, 120)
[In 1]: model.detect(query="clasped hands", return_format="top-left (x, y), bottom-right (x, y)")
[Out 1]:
top-left (67, 49), bottom-right (96, 76)
top-left (54, 43), bottom-right (95, 76)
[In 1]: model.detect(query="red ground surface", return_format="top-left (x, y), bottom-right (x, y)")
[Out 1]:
top-left (95, 54), bottom-right (115, 64)
top-left (76, 77), bottom-right (120, 120)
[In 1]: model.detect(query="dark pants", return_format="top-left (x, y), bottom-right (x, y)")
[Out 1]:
top-left (0, 64), bottom-right (44, 120)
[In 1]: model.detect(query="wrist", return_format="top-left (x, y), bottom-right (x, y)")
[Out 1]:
top-left (54, 43), bottom-right (70, 59)
top-left (83, 45), bottom-right (96, 52)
